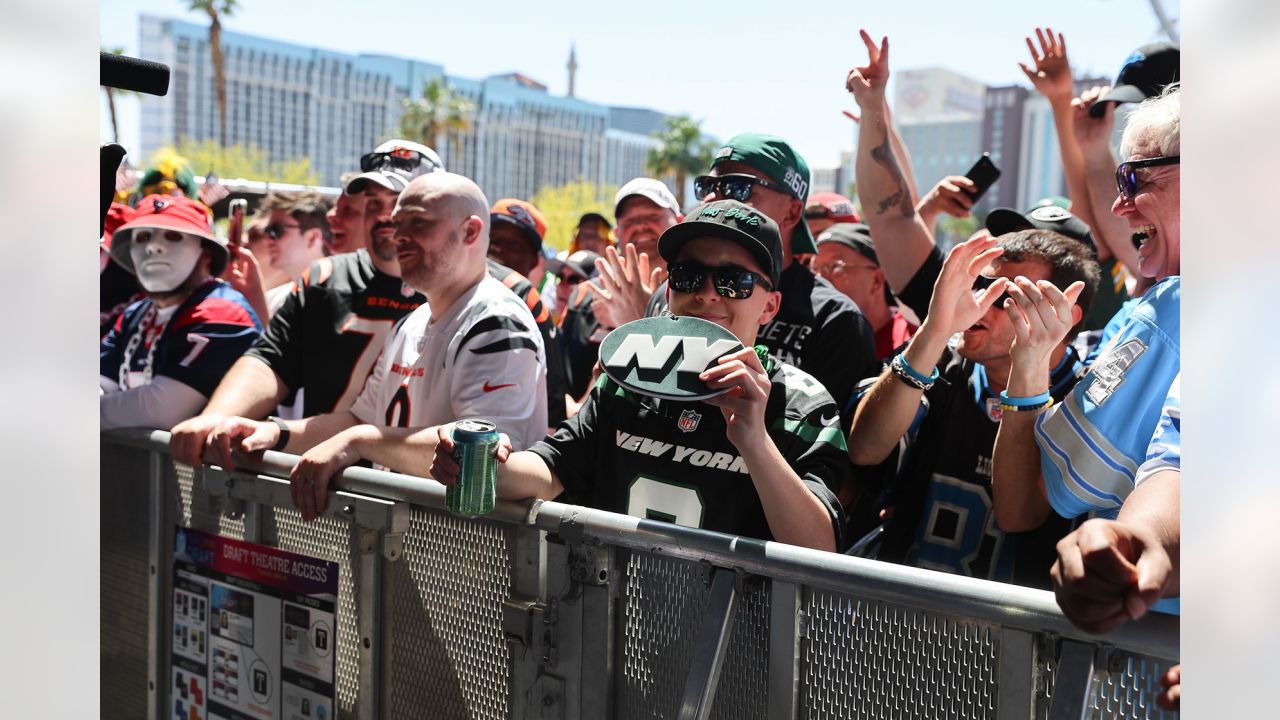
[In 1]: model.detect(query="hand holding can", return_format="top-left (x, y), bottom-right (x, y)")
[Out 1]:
top-left (446, 419), bottom-right (500, 516)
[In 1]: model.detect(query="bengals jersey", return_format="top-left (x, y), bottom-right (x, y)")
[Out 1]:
top-left (529, 355), bottom-right (849, 547)
top-left (349, 276), bottom-right (548, 451)
top-left (487, 258), bottom-right (568, 426)
top-left (100, 279), bottom-right (261, 396)
top-left (246, 250), bottom-right (424, 417)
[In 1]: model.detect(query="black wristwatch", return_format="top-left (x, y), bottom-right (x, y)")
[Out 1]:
top-left (267, 416), bottom-right (290, 452)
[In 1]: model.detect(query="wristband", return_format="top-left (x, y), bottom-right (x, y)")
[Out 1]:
top-left (998, 390), bottom-right (1051, 407)
top-left (897, 352), bottom-right (939, 385)
top-left (890, 353), bottom-right (938, 391)
top-left (998, 396), bottom-right (1055, 414)
top-left (267, 415), bottom-right (290, 452)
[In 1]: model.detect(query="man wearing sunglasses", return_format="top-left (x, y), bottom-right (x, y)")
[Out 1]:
top-left (170, 140), bottom-right (440, 463)
top-left (363, 199), bottom-right (849, 551)
top-left (813, 223), bottom-right (915, 363)
top-left (686, 134), bottom-right (878, 429)
top-left (992, 89), bottom-right (1180, 553)
top-left (547, 250), bottom-right (600, 325)
top-left (102, 195), bottom-right (263, 430)
top-left (845, 229), bottom-right (1099, 587)
top-left (256, 190), bottom-right (332, 315)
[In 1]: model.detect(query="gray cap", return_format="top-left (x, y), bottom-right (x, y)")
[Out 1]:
top-left (615, 178), bottom-right (679, 217)
top-left (547, 250), bottom-right (602, 279)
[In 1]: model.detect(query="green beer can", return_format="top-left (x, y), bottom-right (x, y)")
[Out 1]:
top-left (447, 419), bottom-right (499, 517)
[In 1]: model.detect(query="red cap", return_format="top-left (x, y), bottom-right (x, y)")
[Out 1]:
top-left (805, 192), bottom-right (860, 223)
top-left (110, 195), bottom-right (228, 277)
top-left (101, 202), bottom-right (138, 249)
top-left (490, 198), bottom-right (548, 251)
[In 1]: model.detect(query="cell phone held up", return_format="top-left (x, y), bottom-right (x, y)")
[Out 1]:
top-left (227, 198), bottom-right (247, 248)
top-left (962, 153), bottom-right (1001, 202)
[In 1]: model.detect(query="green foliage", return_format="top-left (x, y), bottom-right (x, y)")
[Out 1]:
top-left (187, 0), bottom-right (238, 13)
top-left (397, 77), bottom-right (475, 158)
top-left (160, 138), bottom-right (322, 185)
top-left (646, 115), bottom-right (714, 208)
top-left (530, 180), bottom-right (619, 253)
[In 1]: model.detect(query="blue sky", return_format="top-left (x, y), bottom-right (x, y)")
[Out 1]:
top-left (100, 0), bottom-right (1177, 173)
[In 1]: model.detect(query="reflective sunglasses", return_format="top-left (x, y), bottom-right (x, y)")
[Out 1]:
top-left (360, 147), bottom-right (440, 175)
top-left (265, 222), bottom-right (301, 240)
top-left (1115, 155), bottom-right (1179, 200)
top-left (972, 274), bottom-right (1013, 308)
top-left (693, 173), bottom-right (788, 203)
top-left (668, 261), bottom-right (773, 299)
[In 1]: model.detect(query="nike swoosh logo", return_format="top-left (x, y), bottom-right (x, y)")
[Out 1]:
top-left (820, 412), bottom-right (839, 426)
top-left (483, 382), bottom-right (515, 393)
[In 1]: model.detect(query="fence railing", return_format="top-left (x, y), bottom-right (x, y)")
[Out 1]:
top-left (102, 428), bottom-right (1178, 720)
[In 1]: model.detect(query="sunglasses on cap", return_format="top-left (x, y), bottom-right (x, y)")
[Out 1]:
top-left (972, 274), bottom-right (1013, 308)
top-left (693, 174), bottom-right (787, 203)
top-left (668, 261), bottom-right (773, 299)
top-left (359, 147), bottom-right (440, 175)
top-left (1115, 155), bottom-right (1179, 200)
top-left (265, 222), bottom-right (300, 240)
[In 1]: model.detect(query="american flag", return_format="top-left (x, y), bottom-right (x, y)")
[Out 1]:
top-left (198, 172), bottom-right (231, 206)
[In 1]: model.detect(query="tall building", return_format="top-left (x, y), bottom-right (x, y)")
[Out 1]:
top-left (978, 84), bottom-right (1029, 214)
top-left (137, 15), bottom-right (677, 201)
top-left (893, 68), bottom-right (988, 197)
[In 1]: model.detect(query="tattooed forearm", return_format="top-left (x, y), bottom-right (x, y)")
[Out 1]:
top-left (869, 134), bottom-right (915, 218)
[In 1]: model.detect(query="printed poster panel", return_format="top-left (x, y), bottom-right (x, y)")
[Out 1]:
top-left (172, 527), bottom-right (338, 720)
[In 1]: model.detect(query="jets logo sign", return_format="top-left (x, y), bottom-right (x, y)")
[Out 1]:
top-left (600, 316), bottom-right (744, 401)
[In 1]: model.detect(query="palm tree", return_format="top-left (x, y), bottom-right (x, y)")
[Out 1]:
top-left (398, 78), bottom-right (475, 169)
top-left (646, 115), bottom-right (713, 209)
top-left (102, 46), bottom-right (136, 143)
top-left (188, 0), bottom-right (238, 147)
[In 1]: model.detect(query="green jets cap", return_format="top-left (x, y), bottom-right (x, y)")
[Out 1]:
top-left (711, 132), bottom-right (815, 255)
top-left (658, 199), bottom-right (782, 287)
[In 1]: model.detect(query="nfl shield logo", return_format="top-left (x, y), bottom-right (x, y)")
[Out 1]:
top-left (678, 409), bottom-right (701, 433)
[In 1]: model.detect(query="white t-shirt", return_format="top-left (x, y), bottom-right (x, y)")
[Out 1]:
top-left (350, 276), bottom-right (548, 450)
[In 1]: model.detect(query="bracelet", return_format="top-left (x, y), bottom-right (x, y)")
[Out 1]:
top-left (998, 396), bottom-right (1056, 413)
top-left (267, 415), bottom-right (290, 452)
top-left (999, 390), bottom-right (1051, 407)
top-left (889, 353), bottom-right (938, 391)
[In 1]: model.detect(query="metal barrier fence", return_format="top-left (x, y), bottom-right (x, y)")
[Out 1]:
top-left (102, 429), bottom-right (1179, 720)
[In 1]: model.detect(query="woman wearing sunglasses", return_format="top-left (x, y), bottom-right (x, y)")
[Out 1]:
top-left (395, 200), bottom-right (850, 552)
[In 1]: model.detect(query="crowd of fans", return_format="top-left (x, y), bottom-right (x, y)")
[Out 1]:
top-left (100, 26), bottom-right (1181, 709)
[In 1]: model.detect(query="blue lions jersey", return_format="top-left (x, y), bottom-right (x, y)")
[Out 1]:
top-left (1035, 277), bottom-right (1180, 520)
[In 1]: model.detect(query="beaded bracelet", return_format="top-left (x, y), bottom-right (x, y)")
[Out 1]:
top-left (998, 396), bottom-right (1056, 413)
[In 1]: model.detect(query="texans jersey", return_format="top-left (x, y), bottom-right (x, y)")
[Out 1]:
top-left (1036, 276), bottom-right (1180, 520)
top-left (529, 355), bottom-right (849, 547)
top-left (246, 250), bottom-right (424, 417)
top-left (349, 276), bottom-right (548, 451)
top-left (100, 279), bottom-right (262, 396)
top-left (869, 348), bottom-right (1083, 588)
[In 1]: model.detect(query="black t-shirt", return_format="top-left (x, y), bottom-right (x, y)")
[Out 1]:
top-left (646, 263), bottom-right (878, 431)
top-left (559, 284), bottom-right (608, 399)
top-left (529, 355), bottom-right (850, 549)
top-left (247, 250), bottom-right (424, 417)
top-left (488, 258), bottom-right (568, 426)
top-left (101, 254), bottom-right (143, 337)
top-left (895, 245), bottom-right (945, 323)
top-left (860, 347), bottom-right (1083, 589)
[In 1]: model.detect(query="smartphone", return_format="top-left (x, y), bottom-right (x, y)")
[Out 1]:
top-left (227, 198), bottom-right (248, 248)
top-left (962, 153), bottom-right (1001, 202)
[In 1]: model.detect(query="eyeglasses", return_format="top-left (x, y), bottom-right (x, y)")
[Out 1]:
top-left (134, 229), bottom-right (190, 243)
top-left (668, 261), bottom-right (773, 299)
top-left (360, 147), bottom-right (440, 175)
top-left (265, 222), bottom-right (301, 240)
top-left (693, 174), bottom-right (787, 203)
top-left (1115, 155), bottom-right (1180, 200)
top-left (971, 274), bottom-right (1013, 308)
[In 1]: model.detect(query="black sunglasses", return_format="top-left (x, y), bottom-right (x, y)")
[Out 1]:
top-left (360, 147), bottom-right (440, 175)
top-left (668, 261), bottom-right (773, 299)
top-left (972, 274), bottom-right (1013, 308)
top-left (693, 174), bottom-right (787, 203)
top-left (265, 222), bottom-right (300, 240)
top-left (1115, 155), bottom-right (1179, 200)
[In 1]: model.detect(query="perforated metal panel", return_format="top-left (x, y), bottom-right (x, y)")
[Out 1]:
top-left (1090, 651), bottom-right (1177, 720)
top-left (384, 506), bottom-right (512, 720)
top-left (101, 443), bottom-right (154, 720)
top-left (268, 506), bottom-right (362, 718)
top-left (174, 463), bottom-right (247, 539)
top-left (802, 589), bottom-right (999, 719)
top-left (710, 580), bottom-right (770, 720)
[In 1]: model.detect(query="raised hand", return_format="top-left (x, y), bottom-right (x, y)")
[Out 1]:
top-left (225, 243), bottom-right (271, 322)
top-left (917, 175), bottom-right (977, 221)
top-left (586, 243), bottom-right (666, 329)
top-left (845, 29), bottom-right (890, 110)
top-left (1018, 27), bottom-right (1074, 103)
top-left (1071, 85), bottom-right (1116, 149)
top-left (1003, 276), bottom-right (1085, 368)
top-left (924, 234), bottom-right (1010, 336)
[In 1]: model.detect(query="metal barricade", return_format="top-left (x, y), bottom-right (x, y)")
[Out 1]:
top-left (102, 429), bottom-right (1179, 720)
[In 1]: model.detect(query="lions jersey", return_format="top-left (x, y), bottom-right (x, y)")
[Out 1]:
top-left (1137, 373), bottom-right (1180, 485)
top-left (247, 250), bottom-right (424, 417)
top-left (528, 356), bottom-right (849, 548)
top-left (349, 276), bottom-right (548, 451)
top-left (1036, 277), bottom-right (1180, 520)
top-left (100, 279), bottom-right (261, 396)
top-left (865, 348), bottom-right (1083, 588)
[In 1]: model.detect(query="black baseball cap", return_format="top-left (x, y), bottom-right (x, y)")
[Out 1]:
top-left (986, 204), bottom-right (1098, 257)
top-left (1090, 43), bottom-right (1180, 117)
top-left (815, 223), bottom-right (896, 306)
top-left (658, 199), bottom-right (782, 287)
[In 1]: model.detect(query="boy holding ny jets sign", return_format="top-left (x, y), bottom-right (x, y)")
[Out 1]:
top-left (416, 199), bottom-right (850, 551)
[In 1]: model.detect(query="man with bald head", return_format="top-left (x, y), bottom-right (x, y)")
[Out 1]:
top-left (205, 173), bottom-right (549, 521)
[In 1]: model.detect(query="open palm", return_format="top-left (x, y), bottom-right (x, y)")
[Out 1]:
top-left (1019, 27), bottom-right (1073, 102)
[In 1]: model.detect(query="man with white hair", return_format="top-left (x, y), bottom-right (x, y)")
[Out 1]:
top-left (992, 87), bottom-right (1181, 536)
top-left (206, 172), bottom-right (548, 522)
top-left (101, 195), bottom-right (262, 429)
